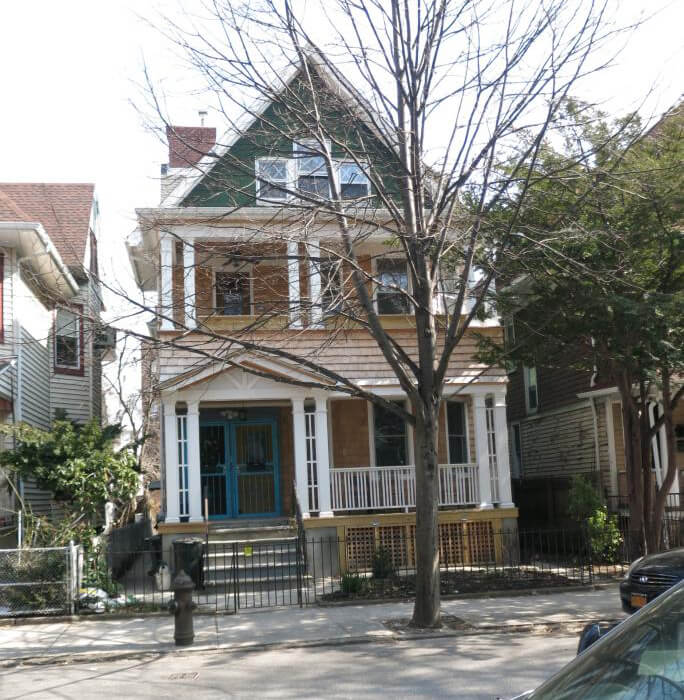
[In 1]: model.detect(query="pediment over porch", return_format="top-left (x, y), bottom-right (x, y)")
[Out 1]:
top-left (160, 352), bottom-right (336, 403)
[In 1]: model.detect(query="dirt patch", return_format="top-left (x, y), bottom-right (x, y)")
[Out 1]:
top-left (383, 614), bottom-right (474, 635)
top-left (321, 570), bottom-right (577, 602)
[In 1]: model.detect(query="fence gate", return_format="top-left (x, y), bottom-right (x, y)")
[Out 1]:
top-left (0, 546), bottom-right (78, 618)
top-left (197, 537), bottom-right (308, 612)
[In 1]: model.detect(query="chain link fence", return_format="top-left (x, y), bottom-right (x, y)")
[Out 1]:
top-left (0, 546), bottom-right (79, 617)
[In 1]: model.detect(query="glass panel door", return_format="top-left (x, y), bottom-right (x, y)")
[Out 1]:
top-left (232, 422), bottom-right (279, 516)
top-left (200, 424), bottom-right (228, 517)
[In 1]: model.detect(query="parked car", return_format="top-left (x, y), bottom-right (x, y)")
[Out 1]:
top-left (511, 579), bottom-right (684, 699)
top-left (619, 546), bottom-right (684, 613)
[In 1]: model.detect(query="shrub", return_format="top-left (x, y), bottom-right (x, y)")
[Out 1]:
top-left (340, 572), bottom-right (364, 595)
top-left (372, 547), bottom-right (396, 579)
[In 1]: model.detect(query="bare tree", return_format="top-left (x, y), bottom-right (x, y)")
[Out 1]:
top-left (124, 0), bottom-right (621, 627)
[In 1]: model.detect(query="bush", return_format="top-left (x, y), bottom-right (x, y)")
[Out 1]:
top-left (340, 572), bottom-right (364, 595)
top-left (568, 475), bottom-right (622, 562)
top-left (372, 547), bottom-right (396, 580)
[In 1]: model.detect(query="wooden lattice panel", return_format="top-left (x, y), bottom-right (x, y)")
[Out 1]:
top-left (439, 522), bottom-right (465, 567)
top-left (379, 525), bottom-right (409, 569)
top-left (467, 521), bottom-right (495, 564)
top-left (345, 527), bottom-right (375, 571)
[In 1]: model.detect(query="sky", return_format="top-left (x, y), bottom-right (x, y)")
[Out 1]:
top-left (0, 0), bottom-right (682, 422)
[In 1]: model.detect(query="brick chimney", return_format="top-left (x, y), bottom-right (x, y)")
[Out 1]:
top-left (166, 125), bottom-right (217, 168)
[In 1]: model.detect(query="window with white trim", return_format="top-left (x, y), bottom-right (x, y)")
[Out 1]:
top-left (524, 365), bottom-right (538, 414)
top-left (294, 139), bottom-right (330, 198)
top-left (255, 158), bottom-right (291, 202)
top-left (376, 258), bottom-right (410, 314)
top-left (485, 396), bottom-right (500, 502)
top-left (55, 307), bottom-right (81, 370)
top-left (446, 401), bottom-right (468, 463)
top-left (319, 258), bottom-right (344, 315)
top-left (177, 414), bottom-right (189, 517)
top-left (215, 270), bottom-right (250, 316)
top-left (339, 162), bottom-right (370, 199)
top-left (373, 401), bottom-right (408, 467)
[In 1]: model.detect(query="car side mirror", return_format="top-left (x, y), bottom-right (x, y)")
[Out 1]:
top-left (577, 623), bottom-right (602, 654)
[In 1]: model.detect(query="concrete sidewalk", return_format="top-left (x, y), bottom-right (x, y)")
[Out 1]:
top-left (0, 585), bottom-right (624, 667)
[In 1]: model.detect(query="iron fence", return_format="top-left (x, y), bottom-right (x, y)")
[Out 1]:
top-left (0, 546), bottom-right (78, 617)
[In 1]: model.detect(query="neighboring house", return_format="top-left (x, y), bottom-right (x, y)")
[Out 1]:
top-left (0, 183), bottom-right (112, 541)
top-left (127, 63), bottom-right (517, 567)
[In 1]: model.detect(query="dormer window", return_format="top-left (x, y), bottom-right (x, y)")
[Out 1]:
top-left (294, 140), bottom-right (330, 198)
top-left (340, 162), bottom-right (370, 199)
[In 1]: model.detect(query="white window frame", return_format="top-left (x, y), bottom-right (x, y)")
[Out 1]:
top-left (293, 139), bottom-right (332, 199)
top-left (255, 157), bottom-right (295, 204)
top-left (339, 161), bottom-right (370, 200)
top-left (444, 399), bottom-right (470, 464)
top-left (374, 256), bottom-right (412, 315)
top-left (212, 265), bottom-right (254, 316)
top-left (524, 365), bottom-right (538, 415)
top-left (54, 306), bottom-right (82, 371)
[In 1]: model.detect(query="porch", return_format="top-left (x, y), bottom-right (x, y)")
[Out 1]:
top-left (158, 362), bottom-right (514, 532)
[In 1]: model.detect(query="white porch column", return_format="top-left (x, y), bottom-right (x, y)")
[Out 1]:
top-left (473, 394), bottom-right (493, 509)
top-left (160, 235), bottom-right (174, 331)
top-left (186, 401), bottom-right (203, 522)
top-left (308, 240), bottom-right (323, 328)
top-left (315, 396), bottom-right (333, 517)
top-left (163, 400), bottom-right (180, 523)
top-left (183, 241), bottom-right (196, 330)
top-left (288, 240), bottom-right (302, 328)
top-left (493, 392), bottom-right (515, 508)
top-left (292, 398), bottom-right (309, 517)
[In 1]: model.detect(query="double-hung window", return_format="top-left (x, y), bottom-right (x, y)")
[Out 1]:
top-left (215, 271), bottom-right (249, 316)
top-left (339, 162), bottom-right (370, 199)
top-left (373, 401), bottom-right (408, 467)
top-left (524, 365), bottom-right (538, 414)
top-left (255, 158), bottom-right (290, 202)
top-left (446, 401), bottom-right (468, 463)
top-left (55, 307), bottom-right (82, 373)
top-left (376, 258), bottom-right (410, 314)
top-left (319, 258), bottom-right (343, 315)
top-left (294, 140), bottom-right (330, 198)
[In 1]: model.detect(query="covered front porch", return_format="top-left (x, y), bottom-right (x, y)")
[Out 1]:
top-left (159, 358), bottom-right (514, 532)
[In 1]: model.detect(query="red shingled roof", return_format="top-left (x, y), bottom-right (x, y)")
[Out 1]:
top-left (167, 126), bottom-right (216, 168)
top-left (0, 183), bottom-right (94, 267)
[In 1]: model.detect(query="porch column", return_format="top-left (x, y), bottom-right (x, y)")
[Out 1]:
top-left (288, 240), bottom-right (302, 328)
top-left (186, 401), bottom-right (203, 522)
top-left (163, 400), bottom-right (180, 523)
top-left (292, 398), bottom-right (309, 517)
top-left (308, 240), bottom-right (323, 328)
top-left (493, 391), bottom-right (515, 508)
top-left (315, 396), bottom-right (333, 517)
top-left (160, 235), bottom-right (174, 331)
top-left (183, 241), bottom-right (196, 330)
top-left (473, 394), bottom-right (493, 509)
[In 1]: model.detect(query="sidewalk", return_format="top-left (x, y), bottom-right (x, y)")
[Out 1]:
top-left (0, 585), bottom-right (624, 667)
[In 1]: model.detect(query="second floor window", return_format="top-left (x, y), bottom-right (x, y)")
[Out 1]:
top-left (319, 258), bottom-right (343, 315)
top-left (256, 158), bottom-right (290, 201)
top-left (524, 365), bottom-right (538, 414)
top-left (294, 140), bottom-right (330, 197)
top-left (340, 162), bottom-right (369, 199)
top-left (376, 258), bottom-right (410, 314)
top-left (55, 307), bottom-right (81, 370)
top-left (215, 272), bottom-right (249, 315)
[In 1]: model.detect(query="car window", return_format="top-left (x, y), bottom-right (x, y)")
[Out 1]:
top-left (530, 584), bottom-right (684, 699)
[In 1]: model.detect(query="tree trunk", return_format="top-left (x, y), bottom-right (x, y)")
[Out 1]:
top-left (411, 401), bottom-right (441, 628)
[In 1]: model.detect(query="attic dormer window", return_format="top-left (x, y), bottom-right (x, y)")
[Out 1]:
top-left (294, 139), bottom-right (330, 198)
top-left (340, 162), bottom-right (370, 199)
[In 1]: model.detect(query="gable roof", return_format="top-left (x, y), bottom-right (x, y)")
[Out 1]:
top-left (0, 183), bottom-right (94, 268)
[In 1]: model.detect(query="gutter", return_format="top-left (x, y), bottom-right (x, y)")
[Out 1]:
top-left (0, 221), bottom-right (80, 296)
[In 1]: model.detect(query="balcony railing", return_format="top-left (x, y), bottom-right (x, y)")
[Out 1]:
top-left (330, 463), bottom-right (479, 512)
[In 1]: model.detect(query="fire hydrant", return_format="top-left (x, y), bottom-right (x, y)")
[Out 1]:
top-left (168, 570), bottom-right (196, 646)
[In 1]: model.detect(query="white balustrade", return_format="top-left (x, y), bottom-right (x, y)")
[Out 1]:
top-left (330, 464), bottom-right (479, 512)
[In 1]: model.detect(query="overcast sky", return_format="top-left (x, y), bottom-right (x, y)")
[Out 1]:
top-left (0, 0), bottom-right (681, 327)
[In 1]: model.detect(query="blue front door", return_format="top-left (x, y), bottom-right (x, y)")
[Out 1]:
top-left (200, 419), bottom-right (280, 519)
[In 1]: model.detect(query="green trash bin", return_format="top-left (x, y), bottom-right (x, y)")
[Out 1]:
top-left (172, 538), bottom-right (205, 590)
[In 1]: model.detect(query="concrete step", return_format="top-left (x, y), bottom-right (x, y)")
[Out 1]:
top-left (208, 529), bottom-right (296, 543)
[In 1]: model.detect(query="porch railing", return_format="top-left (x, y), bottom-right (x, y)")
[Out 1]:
top-left (330, 463), bottom-right (479, 512)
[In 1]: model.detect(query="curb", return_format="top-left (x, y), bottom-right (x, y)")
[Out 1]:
top-left (0, 617), bottom-right (623, 669)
